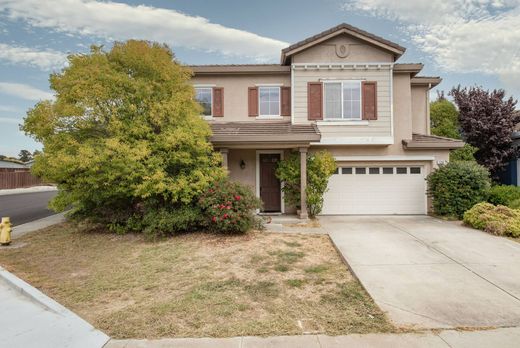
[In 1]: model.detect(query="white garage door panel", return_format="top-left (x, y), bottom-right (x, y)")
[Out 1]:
top-left (322, 166), bottom-right (426, 215)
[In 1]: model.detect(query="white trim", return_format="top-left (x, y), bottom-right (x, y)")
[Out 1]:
top-left (334, 155), bottom-right (435, 161)
top-left (256, 150), bottom-right (284, 214)
top-left (254, 83), bottom-right (284, 87)
top-left (317, 120), bottom-right (368, 126)
top-left (390, 65), bottom-right (394, 142)
top-left (193, 84), bottom-right (216, 87)
top-left (256, 116), bottom-right (284, 120)
top-left (203, 116), bottom-right (214, 121)
top-left (312, 136), bottom-right (394, 145)
top-left (291, 64), bottom-right (295, 124)
top-left (292, 62), bottom-right (393, 71)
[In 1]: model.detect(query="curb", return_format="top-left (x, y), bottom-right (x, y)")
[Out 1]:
top-left (0, 185), bottom-right (57, 196)
top-left (12, 213), bottom-right (66, 239)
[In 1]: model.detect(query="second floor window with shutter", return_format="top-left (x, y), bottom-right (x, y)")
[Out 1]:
top-left (194, 87), bottom-right (212, 116)
top-left (259, 86), bottom-right (280, 116)
top-left (323, 81), bottom-right (362, 120)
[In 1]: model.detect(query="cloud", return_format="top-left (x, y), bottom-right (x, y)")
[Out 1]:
top-left (0, 82), bottom-right (53, 101)
top-left (0, 105), bottom-right (21, 112)
top-left (0, 116), bottom-right (20, 124)
top-left (0, 0), bottom-right (289, 62)
top-left (0, 43), bottom-right (67, 70)
top-left (344, 0), bottom-right (520, 95)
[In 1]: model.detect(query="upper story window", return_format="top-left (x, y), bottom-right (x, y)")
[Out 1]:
top-left (323, 81), bottom-right (362, 120)
top-left (259, 86), bottom-right (280, 117)
top-left (195, 87), bottom-right (212, 116)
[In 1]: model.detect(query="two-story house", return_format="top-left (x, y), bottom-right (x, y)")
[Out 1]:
top-left (190, 23), bottom-right (463, 218)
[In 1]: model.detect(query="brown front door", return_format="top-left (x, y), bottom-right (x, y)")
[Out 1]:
top-left (260, 153), bottom-right (281, 212)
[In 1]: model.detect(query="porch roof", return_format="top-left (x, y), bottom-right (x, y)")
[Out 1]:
top-left (402, 133), bottom-right (464, 150)
top-left (209, 121), bottom-right (321, 145)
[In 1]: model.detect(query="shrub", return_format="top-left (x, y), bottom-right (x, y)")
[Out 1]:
top-left (126, 205), bottom-right (203, 239)
top-left (276, 150), bottom-right (336, 218)
top-left (463, 202), bottom-right (520, 237)
top-left (450, 143), bottom-right (477, 162)
top-left (427, 161), bottom-right (491, 218)
top-left (488, 185), bottom-right (520, 207)
top-left (199, 178), bottom-right (262, 234)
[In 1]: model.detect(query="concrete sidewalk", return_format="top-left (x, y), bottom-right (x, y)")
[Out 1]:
top-left (0, 266), bottom-right (109, 348)
top-left (105, 327), bottom-right (520, 348)
top-left (11, 212), bottom-right (66, 239)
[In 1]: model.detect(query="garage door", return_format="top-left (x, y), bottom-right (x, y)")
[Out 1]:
top-left (321, 165), bottom-right (426, 215)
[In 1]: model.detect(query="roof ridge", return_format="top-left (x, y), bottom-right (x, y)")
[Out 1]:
top-left (281, 22), bottom-right (406, 62)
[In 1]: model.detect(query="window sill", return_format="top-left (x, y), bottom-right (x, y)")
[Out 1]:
top-left (256, 116), bottom-right (284, 120)
top-left (202, 115), bottom-right (214, 121)
top-left (317, 120), bottom-right (369, 126)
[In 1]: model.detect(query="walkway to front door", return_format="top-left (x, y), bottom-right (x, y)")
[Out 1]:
top-left (321, 215), bottom-right (520, 329)
top-left (259, 153), bottom-right (281, 212)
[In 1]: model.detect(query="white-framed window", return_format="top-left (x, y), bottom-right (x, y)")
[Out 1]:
top-left (259, 86), bottom-right (280, 116)
top-left (323, 80), bottom-right (362, 120)
top-left (194, 87), bottom-right (212, 116)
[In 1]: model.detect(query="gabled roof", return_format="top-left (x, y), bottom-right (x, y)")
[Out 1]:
top-left (402, 134), bottom-right (464, 150)
top-left (281, 23), bottom-right (406, 65)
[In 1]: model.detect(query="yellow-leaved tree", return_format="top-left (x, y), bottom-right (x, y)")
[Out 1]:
top-left (22, 41), bottom-right (225, 237)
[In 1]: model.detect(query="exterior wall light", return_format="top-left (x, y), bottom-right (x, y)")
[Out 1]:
top-left (240, 160), bottom-right (246, 169)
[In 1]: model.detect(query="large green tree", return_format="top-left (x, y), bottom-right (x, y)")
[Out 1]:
top-left (430, 93), bottom-right (477, 162)
top-left (22, 41), bottom-right (224, 231)
top-left (430, 94), bottom-right (460, 139)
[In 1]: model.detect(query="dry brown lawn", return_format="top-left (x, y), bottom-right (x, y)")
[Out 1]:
top-left (0, 223), bottom-right (394, 339)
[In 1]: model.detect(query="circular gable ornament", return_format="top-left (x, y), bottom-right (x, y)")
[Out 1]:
top-left (336, 44), bottom-right (350, 58)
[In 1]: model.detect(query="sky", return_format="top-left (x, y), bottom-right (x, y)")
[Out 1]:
top-left (0, 0), bottom-right (519, 157)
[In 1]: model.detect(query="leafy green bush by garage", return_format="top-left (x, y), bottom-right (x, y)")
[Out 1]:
top-left (199, 178), bottom-right (262, 234)
top-left (488, 185), bottom-right (520, 207)
top-left (463, 202), bottom-right (520, 237)
top-left (276, 151), bottom-right (336, 218)
top-left (427, 161), bottom-right (491, 219)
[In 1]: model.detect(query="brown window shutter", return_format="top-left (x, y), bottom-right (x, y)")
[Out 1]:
top-left (248, 87), bottom-right (258, 117)
top-left (362, 81), bottom-right (377, 120)
top-left (212, 87), bottom-right (224, 117)
top-left (280, 86), bottom-right (291, 116)
top-left (307, 82), bottom-right (323, 120)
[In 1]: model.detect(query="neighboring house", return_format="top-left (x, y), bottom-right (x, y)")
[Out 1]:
top-left (0, 159), bottom-right (29, 173)
top-left (498, 129), bottom-right (520, 186)
top-left (190, 23), bottom-right (463, 218)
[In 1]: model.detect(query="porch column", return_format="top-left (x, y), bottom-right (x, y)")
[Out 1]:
top-left (220, 148), bottom-right (229, 169)
top-left (299, 147), bottom-right (308, 219)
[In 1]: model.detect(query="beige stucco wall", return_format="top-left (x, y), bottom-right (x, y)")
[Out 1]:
top-left (291, 35), bottom-right (394, 63)
top-left (190, 74), bottom-right (290, 122)
top-left (411, 85), bottom-right (430, 135)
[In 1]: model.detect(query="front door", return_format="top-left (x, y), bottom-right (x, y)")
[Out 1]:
top-left (260, 153), bottom-right (281, 212)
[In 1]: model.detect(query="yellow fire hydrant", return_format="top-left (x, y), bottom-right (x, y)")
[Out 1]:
top-left (0, 217), bottom-right (12, 246)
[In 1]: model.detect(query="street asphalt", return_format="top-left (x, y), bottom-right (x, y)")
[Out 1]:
top-left (0, 191), bottom-right (58, 226)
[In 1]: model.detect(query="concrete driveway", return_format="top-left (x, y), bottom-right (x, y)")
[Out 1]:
top-left (321, 215), bottom-right (520, 329)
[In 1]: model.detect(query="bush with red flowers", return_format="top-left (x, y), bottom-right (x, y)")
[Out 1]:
top-left (199, 178), bottom-right (262, 234)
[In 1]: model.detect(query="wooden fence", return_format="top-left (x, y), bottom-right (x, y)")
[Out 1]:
top-left (0, 171), bottom-right (43, 189)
